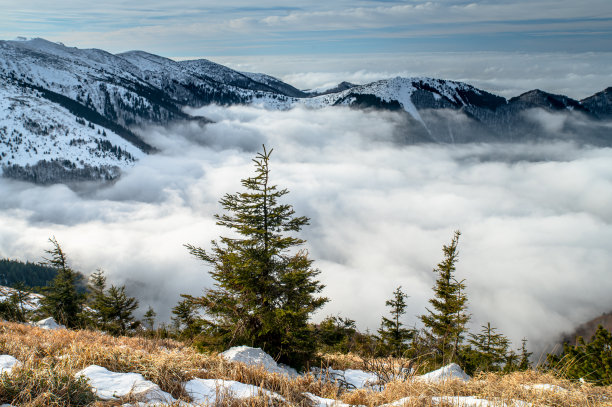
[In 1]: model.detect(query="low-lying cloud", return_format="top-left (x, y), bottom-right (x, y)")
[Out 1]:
top-left (1, 105), bottom-right (611, 356)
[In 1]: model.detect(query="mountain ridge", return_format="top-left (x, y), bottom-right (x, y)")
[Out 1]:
top-left (1, 38), bottom-right (611, 183)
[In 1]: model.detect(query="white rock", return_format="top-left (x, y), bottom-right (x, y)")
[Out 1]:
top-left (185, 378), bottom-right (284, 404)
top-left (75, 365), bottom-right (174, 402)
top-left (417, 363), bottom-right (471, 382)
top-left (34, 317), bottom-right (65, 330)
top-left (0, 355), bottom-right (20, 374)
top-left (220, 345), bottom-right (297, 376)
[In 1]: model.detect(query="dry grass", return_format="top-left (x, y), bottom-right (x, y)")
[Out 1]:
top-left (0, 321), bottom-right (610, 406)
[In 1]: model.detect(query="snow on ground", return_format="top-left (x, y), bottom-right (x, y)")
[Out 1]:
top-left (220, 345), bottom-right (298, 377)
top-left (34, 317), bottom-right (65, 330)
top-left (0, 81), bottom-right (144, 173)
top-left (0, 286), bottom-right (43, 311)
top-left (318, 367), bottom-right (379, 389)
top-left (381, 396), bottom-right (531, 407)
top-left (0, 345), bottom-right (554, 407)
top-left (0, 355), bottom-right (20, 374)
top-left (303, 392), bottom-right (357, 407)
top-left (522, 383), bottom-right (568, 393)
top-left (185, 378), bottom-right (284, 404)
top-left (417, 363), bottom-right (471, 382)
top-left (75, 365), bottom-right (174, 403)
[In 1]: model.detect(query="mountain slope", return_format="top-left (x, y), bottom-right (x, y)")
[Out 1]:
top-left (581, 87), bottom-right (612, 119)
top-left (0, 80), bottom-right (145, 183)
top-left (1, 38), bottom-right (611, 183)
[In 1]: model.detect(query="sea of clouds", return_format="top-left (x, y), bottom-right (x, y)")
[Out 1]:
top-left (1, 104), bottom-right (611, 356)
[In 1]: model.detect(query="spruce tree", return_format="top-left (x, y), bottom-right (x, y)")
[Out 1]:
top-left (100, 285), bottom-right (139, 336)
top-left (39, 237), bottom-right (85, 328)
top-left (378, 286), bottom-right (414, 356)
top-left (547, 325), bottom-right (612, 385)
top-left (86, 269), bottom-right (108, 328)
top-left (518, 338), bottom-right (533, 370)
top-left (467, 322), bottom-right (509, 372)
top-left (143, 306), bottom-right (156, 331)
top-left (184, 146), bottom-right (327, 368)
top-left (0, 282), bottom-right (29, 322)
top-left (420, 231), bottom-right (469, 365)
top-left (317, 315), bottom-right (357, 354)
top-left (172, 297), bottom-right (201, 338)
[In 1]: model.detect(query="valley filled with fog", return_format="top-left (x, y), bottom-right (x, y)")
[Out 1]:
top-left (1, 104), bottom-right (611, 355)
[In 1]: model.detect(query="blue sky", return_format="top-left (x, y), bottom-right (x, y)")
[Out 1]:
top-left (2, 0), bottom-right (612, 96)
top-left (3, 0), bottom-right (611, 56)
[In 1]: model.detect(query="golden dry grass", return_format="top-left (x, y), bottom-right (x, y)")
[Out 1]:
top-left (0, 321), bottom-right (610, 406)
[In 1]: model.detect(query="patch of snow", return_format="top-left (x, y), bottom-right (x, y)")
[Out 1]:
top-left (303, 392), bottom-right (357, 407)
top-left (34, 317), bottom-right (65, 330)
top-left (0, 355), bottom-right (20, 374)
top-left (122, 402), bottom-right (193, 407)
top-left (522, 383), bottom-right (567, 393)
top-left (75, 365), bottom-right (174, 402)
top-left (311, 367), bottom-right (379, 390)
top-left (341, 369), bottom-right (379, 389)
top-left (0, 82), bottom-right (143, 174)
top-left (185, 378), bottom-right (284, 404)
top-left (382, 396), bottom-right (530, 407)
top-left (220, 345), bottom-right (298, 377)
top-left (417, 363), bottom-right (471, 382)
top-left (0, 285), bottom-right (43, 311)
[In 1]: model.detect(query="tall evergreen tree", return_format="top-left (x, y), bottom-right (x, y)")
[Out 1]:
top-left (420, 231), bottom-right (470, 365)
top-left (378, 286), bottom-right (414, 356)
top-left (39, 237), bottom-right (85, 328)
top-left (184, 146), bottom-right (327, 368)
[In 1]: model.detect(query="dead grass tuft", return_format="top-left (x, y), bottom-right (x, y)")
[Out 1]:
top-left (0, 321), bottom-right (611, 406)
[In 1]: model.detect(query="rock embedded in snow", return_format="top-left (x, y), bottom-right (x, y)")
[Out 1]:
top-left (417, 363), bottom-right (471, 382)
top-left (185, 378), bottom-right (284, 404)
top-left (75, 365), bottom-right (174, 402)
top-left (220, 345), bottom-right (298, 376)
top-left (34, 317), bottom-right (65, 330)
top-left (0, 355), bottom-right (20, 374)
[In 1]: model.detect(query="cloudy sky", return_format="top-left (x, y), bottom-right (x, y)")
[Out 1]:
top-left (2, 0), bottom-right (612, 97)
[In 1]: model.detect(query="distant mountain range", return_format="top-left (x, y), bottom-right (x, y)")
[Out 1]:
top-left (1, 38), bottom-right (611, 183)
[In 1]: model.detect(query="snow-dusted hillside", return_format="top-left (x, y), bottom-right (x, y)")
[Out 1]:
top-left (0, 81), bottom-right (144, 183)
top-left (0, 37), bottom-right (610, 183)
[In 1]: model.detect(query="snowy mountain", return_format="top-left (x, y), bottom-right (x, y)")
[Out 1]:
top-left (1, 38), bottom-right (610, 183)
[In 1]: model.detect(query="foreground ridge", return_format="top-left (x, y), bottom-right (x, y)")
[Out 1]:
top-left (0, 321), bottom-right (610, 406)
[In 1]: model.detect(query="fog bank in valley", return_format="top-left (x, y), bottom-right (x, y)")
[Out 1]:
top-left (1, 105), bottom-right (611, 356)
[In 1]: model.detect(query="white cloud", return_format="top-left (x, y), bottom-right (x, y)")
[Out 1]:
top-left (1, 105), bottom-right (611, 357)
top-left (213, 52), bottom-right (612, 99)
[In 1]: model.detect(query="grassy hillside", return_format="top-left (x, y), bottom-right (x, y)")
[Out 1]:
top-left (0, 321), bottom-right (610, 406)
